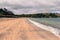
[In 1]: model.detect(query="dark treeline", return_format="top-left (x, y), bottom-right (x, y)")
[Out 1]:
top-left (0, 8), bottom-right (60, 18)
top-left (15, 13), bottom-right (60, 18)
top-left (0, 8), bottom-right (14, 17)
top-left (21, 13), bottom-right (60, 18)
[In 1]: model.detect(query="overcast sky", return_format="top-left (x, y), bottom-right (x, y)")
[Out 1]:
top-left (0, 0), bottom-right (60, 14)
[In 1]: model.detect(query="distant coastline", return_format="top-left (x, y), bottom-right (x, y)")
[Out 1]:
top-left (0, 8), bottom-right (60, 18)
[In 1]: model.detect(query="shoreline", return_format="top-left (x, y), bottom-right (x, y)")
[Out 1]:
top-left (28, 18), bottom-right (60, 38)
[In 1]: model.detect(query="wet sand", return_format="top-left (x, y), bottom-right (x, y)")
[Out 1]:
top-left (0, 18), bottom-right (60, 40)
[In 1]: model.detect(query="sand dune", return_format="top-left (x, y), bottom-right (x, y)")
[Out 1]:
top-left (0, 18), bottom-right (60, 40)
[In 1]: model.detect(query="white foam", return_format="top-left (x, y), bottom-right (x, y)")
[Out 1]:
top-left (28, 18), bottom-right (60, 38)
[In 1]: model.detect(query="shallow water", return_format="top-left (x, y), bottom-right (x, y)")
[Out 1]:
top-left (30, 18), bottom-right (60, 29)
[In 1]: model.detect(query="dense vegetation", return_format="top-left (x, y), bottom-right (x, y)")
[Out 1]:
top-left (0, 8), bottom-right (14, 17)
top-left (21, 13), bottom-right (60, 18)
top-left (0, 8), bottom-right (60, 18)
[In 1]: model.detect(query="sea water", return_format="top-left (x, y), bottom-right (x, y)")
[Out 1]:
top-left (30, 18), bottom-right (60, 29)
top-left (30, 18), bottom-right (60, 38)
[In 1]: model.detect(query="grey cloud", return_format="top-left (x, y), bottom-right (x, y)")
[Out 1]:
top-left (0, 0), bottom-right (60, 14)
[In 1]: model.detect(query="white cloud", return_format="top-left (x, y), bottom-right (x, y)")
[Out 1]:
top-left (0, 0), bottom-right (60, 14)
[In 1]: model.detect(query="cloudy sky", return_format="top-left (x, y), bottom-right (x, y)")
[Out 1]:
top-left (0, 0), bottom-right (60, 14)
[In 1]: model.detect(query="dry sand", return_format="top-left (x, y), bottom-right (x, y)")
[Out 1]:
top-left (0, 18), bottom-right (60, 40)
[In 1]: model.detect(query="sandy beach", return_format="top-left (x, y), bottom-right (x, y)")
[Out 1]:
top-left (0, 18), bottom-right (60, 40)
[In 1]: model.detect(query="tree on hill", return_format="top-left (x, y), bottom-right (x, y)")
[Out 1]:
top-left (0, 8), bottom-right (14, 15)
